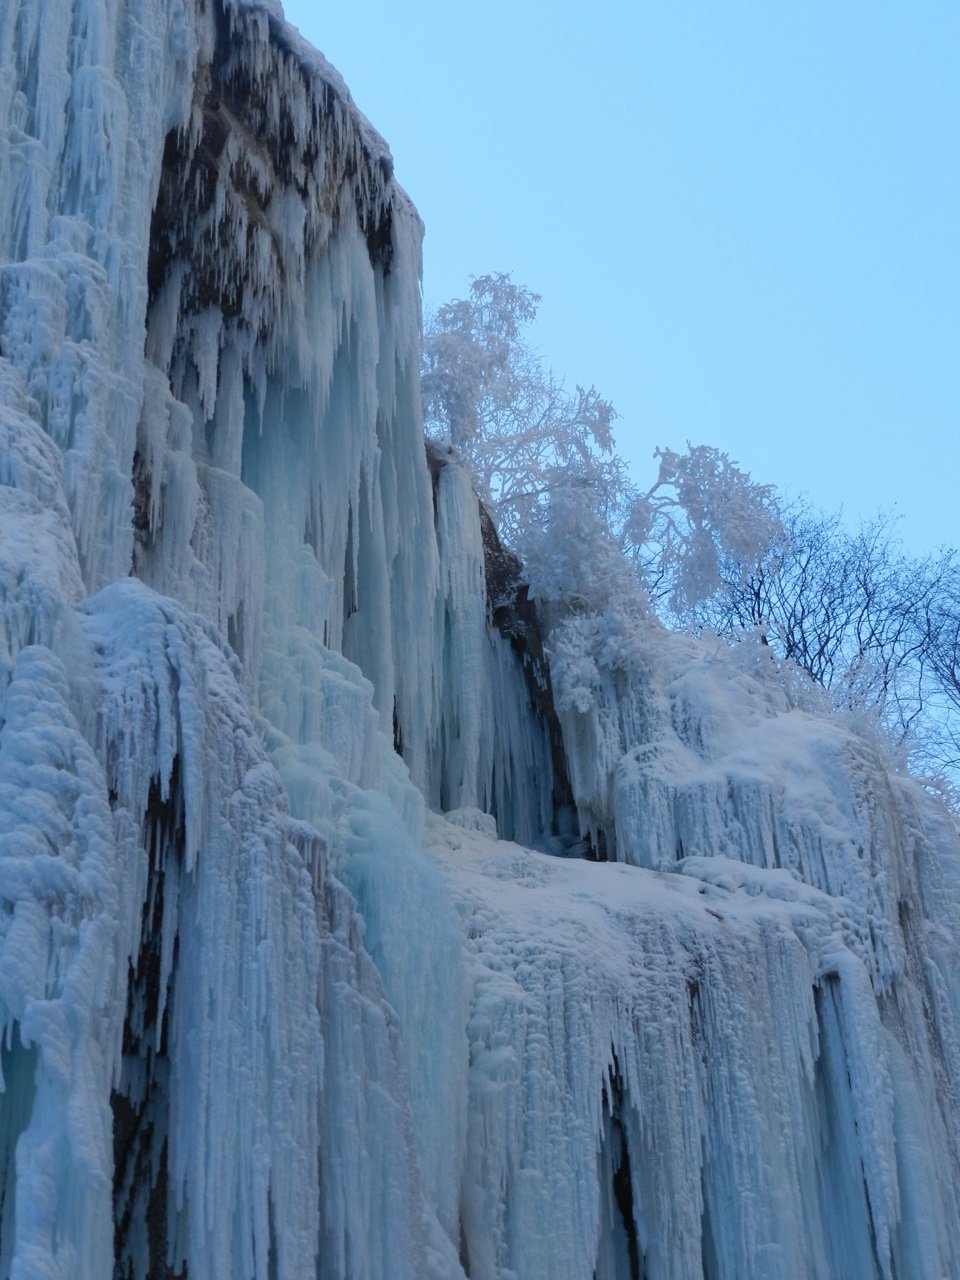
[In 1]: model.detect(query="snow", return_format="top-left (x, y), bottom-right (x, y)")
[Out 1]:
top-left (1, 0), bottom-right (960, 1277)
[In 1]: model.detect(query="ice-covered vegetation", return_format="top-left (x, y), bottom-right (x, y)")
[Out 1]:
top-left (1, 1), bottom-right (959, 1278)
top-left (421, 274), bottom-right (784, 618)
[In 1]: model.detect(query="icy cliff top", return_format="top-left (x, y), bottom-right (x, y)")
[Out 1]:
top-left (236, 0), bottom-right (397, 180)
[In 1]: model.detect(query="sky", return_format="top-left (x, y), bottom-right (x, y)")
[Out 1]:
top-left (281, 1), bottom-right (958, 558)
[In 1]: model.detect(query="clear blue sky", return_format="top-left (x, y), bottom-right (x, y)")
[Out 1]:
top-left (282, 1), bottom-right (958, 557)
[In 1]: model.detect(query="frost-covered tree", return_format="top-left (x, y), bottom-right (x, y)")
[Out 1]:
top-left (422, 275), bottom-right (782, 622)
top-left (689, 501), bottom-right (960, 772)
top-left (624, 444), bottom-right (785, 617)
top-left (421, 273), bottom-right (621, 554)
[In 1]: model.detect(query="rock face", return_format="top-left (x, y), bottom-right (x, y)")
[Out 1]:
top-left (1, 3), bottom-right (960, 1278)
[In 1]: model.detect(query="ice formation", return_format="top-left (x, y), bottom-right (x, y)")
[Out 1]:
top-left (1, 1), bottom-right (959, 1277)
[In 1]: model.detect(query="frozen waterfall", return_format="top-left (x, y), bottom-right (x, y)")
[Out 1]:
top-left (1, 1), bottom-right (959, 1277)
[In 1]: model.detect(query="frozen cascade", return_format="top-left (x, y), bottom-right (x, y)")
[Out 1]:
top-left (1, 0), bottom-right (960, 1277)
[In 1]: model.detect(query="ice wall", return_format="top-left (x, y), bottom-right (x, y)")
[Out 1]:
top-left (1, 0), bottom-right (960, 1278)
top-left (542, 618), bottom-right (960, 1276)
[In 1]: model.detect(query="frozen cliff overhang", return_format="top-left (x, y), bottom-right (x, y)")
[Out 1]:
top-left (147, 0), bottom-right (397, 362)
top-left (2, 2), bottom-right (960, 1278)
